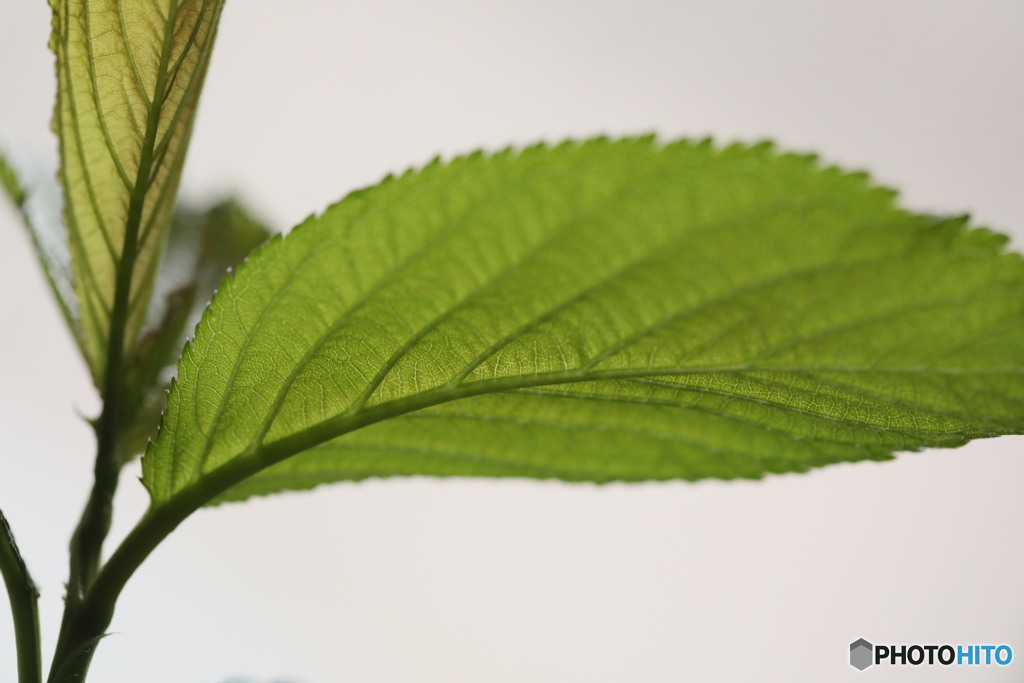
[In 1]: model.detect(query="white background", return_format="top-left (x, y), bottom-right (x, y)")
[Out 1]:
top-left (1, 1), bottom-right (1023, 681)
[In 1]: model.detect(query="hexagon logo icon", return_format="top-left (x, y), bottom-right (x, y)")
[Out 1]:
top-left (850, 638), bottom-right (873, 671)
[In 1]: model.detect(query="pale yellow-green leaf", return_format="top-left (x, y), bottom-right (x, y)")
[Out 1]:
top-left (50, 0), bottom-right (225, 383)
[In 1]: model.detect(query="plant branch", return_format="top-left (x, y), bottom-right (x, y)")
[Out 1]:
top-left (52, 141), bottom-right (141, 683)
top-left (40, 458), bottom-right (245, 683)
top-left (0, 509), bottom-right (42, 683)
top-left (63, 171), bottom-right (142, 605)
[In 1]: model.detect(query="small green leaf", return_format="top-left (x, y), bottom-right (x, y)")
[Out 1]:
top-left (141, 138), bottom-right (1024, 507)
top-left (49, 0), bottom-right (225, 384)
top-left (1, 147), bottom-right (80, 344)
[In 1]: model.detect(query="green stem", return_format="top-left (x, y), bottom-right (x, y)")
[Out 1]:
top-left (61, 110), bottom-right (148, 611)
top-left (49, 130), bottom-right (148, 683)
top-left (0, 509), bottom-right (42, 683)
top-left (45, 430), bottom-right (337, 682)
top-left (41, 462), bottom-right (243, 682)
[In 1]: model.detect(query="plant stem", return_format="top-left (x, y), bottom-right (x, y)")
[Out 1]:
top-left (41, 462), bottom-right (240, 682)
top-left (67, 399), bottom-right (126, 602)
top-left (62, 172), bottom-right (144, 611)
top-left (0, 509), bottom-right (42, 683)
top-left (50, 163), bottom-right (149, 683)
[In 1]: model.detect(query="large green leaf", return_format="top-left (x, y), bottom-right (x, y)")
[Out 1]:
top-left (141, 138), bottom-right (1024, 506)
top-left (50, 0), bottom-right (225, 384)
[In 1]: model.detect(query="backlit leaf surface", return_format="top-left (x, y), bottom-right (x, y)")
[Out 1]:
top-left (140, 139), bottom-right (1024, 505)
top-left (50, 0), bottom-right (225, 382)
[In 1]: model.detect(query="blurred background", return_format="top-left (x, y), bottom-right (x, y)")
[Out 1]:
top-left (1, 1), bottom-right (1023, 681)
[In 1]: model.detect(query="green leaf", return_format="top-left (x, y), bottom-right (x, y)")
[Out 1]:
top-left (141, 138), bottom-right (1024, 507)
top-left (1, 147), bottom-right (81, 344)
top-left (49, 0), bottom-right (226, 384)
top-left (120, 199), bottom-right (271, 461)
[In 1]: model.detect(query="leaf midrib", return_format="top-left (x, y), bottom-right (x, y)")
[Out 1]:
top-left (151, 360), bottom-right (1015, 499)
top-left (151, 359), bottom-right (1019, 503)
